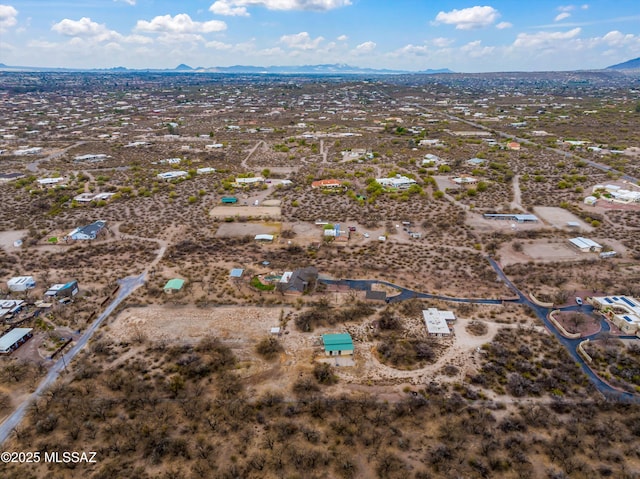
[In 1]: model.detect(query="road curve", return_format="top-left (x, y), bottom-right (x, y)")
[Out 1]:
top-left (322, 258), bottom-right (639, 402)
top-left (0, 274), bottom-right (146, 445)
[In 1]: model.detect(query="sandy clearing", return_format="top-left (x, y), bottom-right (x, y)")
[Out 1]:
top-left (108, 305), bottom-right (288, 346)
top-left (534, 206), bottom-right (594, 232)
top-left (215, 222), bottom-right (281, 237)
top-left (0, 229), bottom-right (28, 251)
top-left (210, 205), bottom-right (282, 219)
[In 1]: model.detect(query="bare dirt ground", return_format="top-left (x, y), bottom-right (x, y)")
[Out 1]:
top-left (466, 214), bottom-right (545, 233)
top-left (214, 221), bottom-right (281, 238)
top-left (107, 303), bottom-right (539, 392)
top-left (0, 229), bottom-right (27, 250)
top-left (534, 206), bottom-right (594, 231)
top-left (210, 205), bottom-right (282, 219)
top-left (499, 237), bottom-right (629, 266)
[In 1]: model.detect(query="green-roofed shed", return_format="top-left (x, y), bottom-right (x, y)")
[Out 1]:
top-left (164, 278), bottom-right (185, 293)
top-left (322, 333), bottom-right (354, 356)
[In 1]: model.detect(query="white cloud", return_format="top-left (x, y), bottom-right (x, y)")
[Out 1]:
top-left (337, 34), bottom-right (348, 41)
top-left (599, 30), bottom-right (638, 47)
top-left (435, 6), bottom-right (500, 30)
top-left (206, 40), bottom-right (233, 50)
top-left (581, 4), bottom-right (589, 9)
top-left (115, 0), bottom-right (136, 5)
top-left (279, 31), bottom-right (324, 50)
top-left (52, 17), bottom-right (121, 42)
top-left (396, 44), bottom-right (430, 56)
top-left (156, 33), bottom-right (206, 45)
top-left (0, 4), bottom-right (18, 31)
top-left (461, 40), bottom-right (494, 57)
top-left (209, 0), bottom-right (351, 16)
top-left (555, 12), bottom-right (571, 22)
top-left (135, 14), bottom-right (226, 34)
top-left (513, 28), bottom-right (582, 49)
top-left (209, 2), bottom-right (249, 16)
top-left (354, 41), bottom-right (376, 53)
top-left (558, 5), bottom-right (576, 12)
top-left (432, 37), bottom-right (454, 48)
top-left (496, 21), bottom-right (512, 29)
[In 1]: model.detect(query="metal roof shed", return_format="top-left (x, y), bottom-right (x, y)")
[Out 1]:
top-left (0, 328), bottom-right (33, 354)
top-left (164, 278), bottom-right (185, 292)
top-left (322, 333), bottom-right (354, 356)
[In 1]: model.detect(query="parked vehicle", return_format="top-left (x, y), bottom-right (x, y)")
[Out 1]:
top-left (575, 297), bottom-right (583, 306)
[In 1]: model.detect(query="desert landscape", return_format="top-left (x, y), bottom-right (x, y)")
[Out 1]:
top-left (0, 68), bottom-right (640, 478)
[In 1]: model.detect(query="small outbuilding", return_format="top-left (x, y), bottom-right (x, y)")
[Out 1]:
top-left (322, 333), bottom-right (354, 356)
top-left (0, 328), bottom-right (33, 354)
top-left (255, 234), bottom-right (274, 242)
top-left (230, 268), bottom-right (244, 279)
top-left (164, 278), bottom-right (185, 293)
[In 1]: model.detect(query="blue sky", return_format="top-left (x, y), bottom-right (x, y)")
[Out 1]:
top-left (1, 1), bottom-right (639, 71)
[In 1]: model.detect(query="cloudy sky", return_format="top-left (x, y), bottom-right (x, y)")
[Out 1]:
top-left (1, 1), bottom-right (639, 72)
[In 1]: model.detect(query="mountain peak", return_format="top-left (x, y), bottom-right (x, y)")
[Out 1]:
top-left (175, 64), bottom-right (193, 71)
top-left (607, 57), bottom-right (640, 70)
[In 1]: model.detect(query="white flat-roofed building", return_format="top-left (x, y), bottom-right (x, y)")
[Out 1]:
top-left (422, 308), bottom-right (455, 337)
top-left (375, 175), bottom-right (416, 190)
top-left (569, 237), bottom-right (602, 253)
top-left (7, 276), bottom-right (36, 292)
top-left (14, 147), bottom-right (43, 155)
top-left (422, 308), bottom-right (451, 336)
top-left (235, 177), bottom-right (265, 185)
top-left (37, 177), bottom-right (65, 187)
top-left (157, 171), bottom-right (188, 180)
top-left (197, 167), bottom-right (216, 175)
top-left (589, 296), bottom-right (640, 335)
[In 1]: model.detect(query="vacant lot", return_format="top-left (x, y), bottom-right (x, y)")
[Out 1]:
top-left (215, 221), bottom-right (281, 238)
top-left (210, 205), bottom-right (282, 219)
top-left (534, 206), bottom-right (594, 231)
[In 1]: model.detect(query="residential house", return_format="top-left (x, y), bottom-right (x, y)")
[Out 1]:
top-left (589, 296), bottom-right (640, 335)
top-left (157, 171), bottom-right (188, 180)
top-left (423, 309), bottom-right (455, 337)
top-left (278, 267), bottom-right (318, 295)
top-left (311, 179), bottom-right (342, 189)
top-left (375, 175), bottom-right (417, 190)
top-left (68, 220), bottom-right (107, 240)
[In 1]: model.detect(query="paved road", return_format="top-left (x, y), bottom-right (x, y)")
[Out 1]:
top-left (321, 278), bottom-right (507, 305)
top-left (0, 274), bottom-right (146, 445)
top-left (322, 257), bottom-right (639, 402)
top-left (26, 141), bottom-right (86, 173)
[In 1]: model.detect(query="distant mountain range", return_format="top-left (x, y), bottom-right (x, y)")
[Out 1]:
top-left (606, 57), bottom-right (640, 70)
top-left (0, 62), bottom-right (453, 75)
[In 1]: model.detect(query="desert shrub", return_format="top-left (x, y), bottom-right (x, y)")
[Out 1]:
top-left (256, 336), bottom-right (284, 360)
top-left (313, 363), bottom-right (338, 385)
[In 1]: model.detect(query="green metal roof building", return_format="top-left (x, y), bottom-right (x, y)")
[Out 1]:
top-left (322, 333), bottom-right (354, 356)
top-left (164, 278), bottom-right (185, 293)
